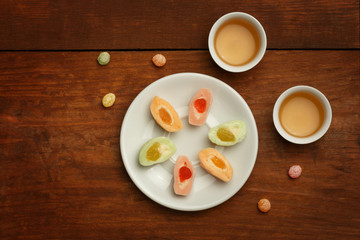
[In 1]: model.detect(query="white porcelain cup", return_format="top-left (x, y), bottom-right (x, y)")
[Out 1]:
top-left (273, 86), bottom-right (332, 144)
top-left (208, 12), bottom-right (267, 72)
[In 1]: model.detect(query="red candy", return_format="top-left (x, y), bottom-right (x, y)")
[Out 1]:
top-left (179, 166), bottom-right (192, 182)
top-left (194, 98), bottom-right (207, 113)
top-left (288, 165), bottom-right (302, 179)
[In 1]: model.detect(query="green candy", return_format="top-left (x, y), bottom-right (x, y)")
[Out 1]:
top-left (97, 52), bottom-right (110, 65)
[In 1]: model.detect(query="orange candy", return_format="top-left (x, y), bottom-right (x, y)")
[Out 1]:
top-left (258, 198), bottom-right (271, 213)
top-left (150, 96), bottom-right (183, 132)
top-left (152, 54), bottom-right (166, 67)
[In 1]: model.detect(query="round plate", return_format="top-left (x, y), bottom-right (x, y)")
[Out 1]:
top-left (120, 72), bottom-right (258, 211)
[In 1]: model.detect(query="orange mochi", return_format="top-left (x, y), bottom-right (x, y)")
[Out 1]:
top-left (173, 155), bottom-right (194, 196)
top-left (150, 96), bottom-right (183, 132)
top-left (188, 88), bottom-right (213, 126)
top-left (198, 148), bottom-right (233, 182)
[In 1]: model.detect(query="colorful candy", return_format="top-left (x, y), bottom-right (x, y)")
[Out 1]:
top-left (152, 54), bottom-right (166, 67)
top-left (258, 199), bottom-right (271, 213)
top-left (97, 52), bottom-right (110, 65)
top-left (288, 165), bottom-right (302, 179)
top-left (102, 93), bottom-right (116, 108)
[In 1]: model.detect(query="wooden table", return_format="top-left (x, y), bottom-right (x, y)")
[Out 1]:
top-left (1, 1), bottom-right (359, 239)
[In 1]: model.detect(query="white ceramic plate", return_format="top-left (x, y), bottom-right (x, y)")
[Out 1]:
top-left (120, 73), bottom-right (258, 211)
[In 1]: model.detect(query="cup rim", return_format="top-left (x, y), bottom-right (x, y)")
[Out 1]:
top-left (208, 12), bottom-right (267, 73)
top-left (273, 85), bottom-right (332, 144)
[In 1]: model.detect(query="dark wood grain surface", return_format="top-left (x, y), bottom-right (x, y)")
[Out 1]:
top-left (0, 0), bottom-right (359, 50)
top-left (0, 1), bottom-right (359, 240)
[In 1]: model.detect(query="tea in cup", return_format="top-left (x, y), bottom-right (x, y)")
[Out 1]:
top-left (208, 12), bottom-right (267, 72)
top-left (273, 86), bottom-right (332, 144)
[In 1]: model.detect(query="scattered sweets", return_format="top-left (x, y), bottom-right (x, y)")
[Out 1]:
top-left (258, 199), bottom-right (271, 213)
top-left (288, 165), bottom-right (302, 179)
top-left (138, 137), bottom-right (176, 166)
top-left (150, 96), bottom-right (183, 132)
top-left (188, 88), bottom-right (213, 126)
top-left (102, 93), bottom-right (116, 108)
top-left (198, 148), bottom-right (233, 182)
top-left (152, 54), bottom-right (166, 67)
top-left (173, 156), bottom-right (195, 196)
top-left (208, 120), bottom-right (246, 147)
top-left (97, 52), bottom-right (110, 65)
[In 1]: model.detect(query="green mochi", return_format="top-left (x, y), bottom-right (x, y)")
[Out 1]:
top-left (208, 120), bottom-right (246, 147)
top-left (139, 137), bottom-right (176, 166)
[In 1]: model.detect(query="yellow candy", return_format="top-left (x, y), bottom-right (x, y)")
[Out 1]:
top-left (102, 93), bottom-right (115, 108)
